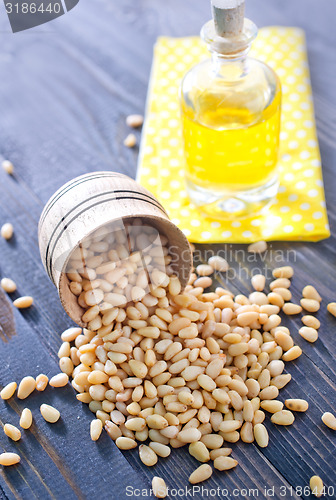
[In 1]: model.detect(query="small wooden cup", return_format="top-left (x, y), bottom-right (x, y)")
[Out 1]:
top-left (38, 172), bottom-right (192, 328)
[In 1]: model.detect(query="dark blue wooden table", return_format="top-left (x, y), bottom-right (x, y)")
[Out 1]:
top-left (0, 1), bottom-right (335, 499)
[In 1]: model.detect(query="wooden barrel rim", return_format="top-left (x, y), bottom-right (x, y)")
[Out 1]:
top-left (45, 192), bottom-right (169, 282)
top-left (39, 172), bottom-right (128, 228)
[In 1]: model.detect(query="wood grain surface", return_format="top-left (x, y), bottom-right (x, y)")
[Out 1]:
top-left (0, 1), bottom-right (335, 499)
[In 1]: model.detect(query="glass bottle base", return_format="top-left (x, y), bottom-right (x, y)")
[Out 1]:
top-left (186, 176), bottom-right (279, 220)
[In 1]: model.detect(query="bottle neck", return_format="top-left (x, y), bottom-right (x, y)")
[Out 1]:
top-left (201, 18), bottom-right (257, 78)
top-left (210, 48), bottom-right (249, 80)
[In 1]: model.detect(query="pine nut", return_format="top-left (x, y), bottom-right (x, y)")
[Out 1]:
top-left (196, 264), bottom-right (213, 276)
top-left (4, 423), bottom-right (21, 441)
top-left (302, 285), bottom-right (322, 302)
top-left (1, 278), bottom-right (17, 293)
top-left (200, 434), bottom-right (224, 449)
top-left (310, 476), bottom-right (324, 498)
top-left (40, 404), bottom-right (60, 423)
top-left (2, 160), bottom-right (14, 174)
top-left (208, 256), bottom-right (229, 272)
top-left (209, 448), bottom-right (232, 460)
top-left (254, 423), bottom-right (269, 447)
top-left (20, 408), bottom-right (33, 429)
top-left (270, 278), bottom-right (291, 290)
top-left (197, 374), bottom-right (216, 392)
top-left (300, 298), bottom-right (320, 312)
top-left (126, 114), bottom-right (144, 128)
top-left (36, 374), bottom-right (49, 391)
top-left (1, 223), bottom-right (14, 240)
top-left (125, 418), bottom-right (146, 432)
top-left (299, 326), bottom-right (318, 343)
top-left (116, 437), bottom-right (137, 450)
top-left (321, 412), bottom-right (336, 430)
top-left (282, 303), bottom-right (302, 315)
top-left (0, 452), bottom-right (20, 466)
top-left (90, 419), bottom-right (103, 441)
top-left (272, 266), bottom-right (294, 279)
top-left (61, 327), bottom-right (82, 342)
top-left (139, 444), bottom-right (158, 466)
top-left (149, 442), bottom-right (171, 458)
top-left (241, 422), bottom-right (254, 443)
top-left (124, 133), bottom-right (137, 148)
top-left (271, 410), bottom-right (295, 425)
top-left (58, 342), bottom-right (70, 358)
top-left (251, 274), bottom-right (266, 292)
top-left (267, 360), bottom-right (284, 377)
top-left (177, 427), bottom-right (201, 443)
top-left (49, 373), bottom-right (69, 387)
top-left (268, 292), bottom-right (284, 307)
top-left (282, 346), bottom-right (302, 362)
top-left (152, 477), bottom-right (168, 499)
top-left (247, 241), bottom-right (267, 253)
top-left (327, 302), bottom-right (336, 317)
top-left (271, 374), bottom-right (291, 389)
top-left (189, 441), bottom-right (210, 462)
top-left (260, 400), bottom-right (283, 413)
top-left (58, 357), bottom-right (74, 376)
top-left (146, 414), bottom-right (168, 430)
top-left (13, 296), bottom-right (33, 309)
top-left (189, 464), bottom-right (213, 484)
top-left (302, 315), bottom-right (320, 329)
top-left (213, 456), bottom-right (238, 471)
top-left (273, 287), bottom-right (292, 301)
top-left (259, 386), bottom-right (279, 400)
top-left (219, 420), bottom-right (242, 433)
top-left (285, 399), bottom-right (308, 412)
top-left (274, 331), bottom-right (294, 351)
top-left (17, 376), bottom-right (36, 399)
top-left (1, 382), bottom-right (17, 400)
top-left (105, 421), bottom-right (122, 440)
top-left (237, 312), bottom-right (259, 327)
top-left (253, 410), bottom-right (265, 425)
top-left (194, 277), bottom-right (212, 289)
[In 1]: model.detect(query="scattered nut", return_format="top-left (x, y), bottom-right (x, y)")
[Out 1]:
top-left (0, 452), bottom-right (20, 466)
top-left (310, 475), bottom-right (324, 497)
top-left (124, 133), bottom-right (137, 148)
top-left (321, 412), bottom-right (336, 430)
top-left (1, 223), bottom-right (14, 240)
top-left (0, 278), bottom-right (17, 293)
top-left (327, 302), bottom-right (336, 317)
top-left (13, 296), bottom-right (34, 309)
top-left (2, 160), bottom-right (14, 175)
top-left (126, 114), bottom-right (144, 128)
top-left (40, 404), bottom-right (60, 423)
top-left (247, 241), bottom-right (267, 253)
top-left (0, 382), bottom-right (17, 400)
top-left (20, 409), bottom-right (33, 429)
top-left (4, 423), bottom-right (21, 442)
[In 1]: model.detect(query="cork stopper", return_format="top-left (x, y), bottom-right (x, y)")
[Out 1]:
top-left (211, 0), bottom-right (245, 36)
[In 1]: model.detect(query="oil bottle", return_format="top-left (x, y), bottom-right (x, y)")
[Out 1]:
top-left (180, 0), bottom-right (281, 218)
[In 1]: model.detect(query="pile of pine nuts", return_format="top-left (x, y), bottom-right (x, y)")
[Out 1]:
top-left (1, 227), bottom-right (335, 499)
top-left (57, 229), bottom-right (335, 495)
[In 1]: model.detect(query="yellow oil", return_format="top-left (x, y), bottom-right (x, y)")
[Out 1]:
top-left (182, 89), bottom-right (281, 192)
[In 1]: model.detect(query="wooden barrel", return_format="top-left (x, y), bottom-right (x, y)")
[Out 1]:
top-left (38, 171), bottom-right (192, 327)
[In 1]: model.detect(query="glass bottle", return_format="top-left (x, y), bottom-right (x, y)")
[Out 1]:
top-left (180, 2), bottom-right (282, 219)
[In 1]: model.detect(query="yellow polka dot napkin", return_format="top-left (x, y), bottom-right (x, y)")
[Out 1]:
top-left (137, 28), bottom-right (330, 243)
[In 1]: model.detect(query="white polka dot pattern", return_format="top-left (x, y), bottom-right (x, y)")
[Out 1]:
top-left (137, 28), bottom-right (330, 243)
